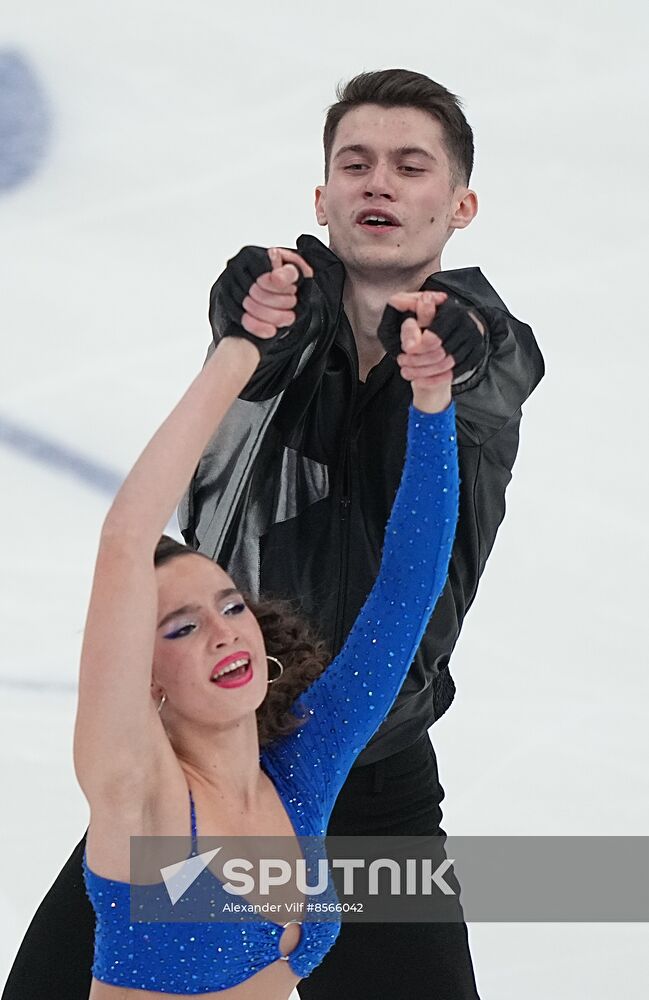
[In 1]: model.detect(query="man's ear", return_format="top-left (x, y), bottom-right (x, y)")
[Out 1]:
top-left (449, 188), bottom-right (478, 232)
top-left (314, 185), bottom-right (328, 226)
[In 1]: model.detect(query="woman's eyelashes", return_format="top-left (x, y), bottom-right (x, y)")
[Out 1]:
top-left (163, 600), bottom-right (246, 639)
top-left (222, 600), bottom-right (246, 616)
top-left (164, 623), bottom-right (197, 640)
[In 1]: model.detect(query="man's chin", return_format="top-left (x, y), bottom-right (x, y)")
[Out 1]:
top-left (341, 245), bottom-right (417, 275)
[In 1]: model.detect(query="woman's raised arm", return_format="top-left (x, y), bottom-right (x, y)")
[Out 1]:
top-left (74, 339), bottom-right (259, 799)
top-left (73, 257), bottom-right (306, 802)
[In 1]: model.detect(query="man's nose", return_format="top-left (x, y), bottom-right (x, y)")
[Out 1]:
top-left (363, 162), bottom-right (396, 199)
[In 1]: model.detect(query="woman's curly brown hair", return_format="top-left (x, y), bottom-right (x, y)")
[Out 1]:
top-left (245, 594), bottom-right (330, 746)
top-left (154, 536), bottom-right (330, 747)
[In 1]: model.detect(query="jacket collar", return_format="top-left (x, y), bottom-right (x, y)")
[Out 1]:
top-left (295, 234), bottom-right (512, 315)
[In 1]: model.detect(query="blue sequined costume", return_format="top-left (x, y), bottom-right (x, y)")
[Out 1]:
top-left (82, 403), bottom-right (459, 994)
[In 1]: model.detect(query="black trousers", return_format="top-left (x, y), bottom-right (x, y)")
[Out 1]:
top-left (298, 735), bottom-right (480, 1000)
top-left (2, 834), bottom-right (93, 1000)
top-left (2, 737), bottom-right (479, 1000)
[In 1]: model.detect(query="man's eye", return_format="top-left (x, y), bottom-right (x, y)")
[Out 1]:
top-left (165, 623), bottom-right (197, 639)
top-left (401, 166), bottom-right (424, 173)
top-left (344, 163), bottom-right (367, 171)
top-left (223, 601), bottom-right (246, 616)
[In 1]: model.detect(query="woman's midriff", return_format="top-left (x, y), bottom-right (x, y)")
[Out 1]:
top-left (87, 948), bottom-right (301, 1000)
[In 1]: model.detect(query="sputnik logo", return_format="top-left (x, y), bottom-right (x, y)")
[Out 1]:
top-left (161, 847), bottom-right (222, 905)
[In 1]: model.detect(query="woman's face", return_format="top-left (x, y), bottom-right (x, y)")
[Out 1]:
top-left (151, 554), bottom-right (268, 728)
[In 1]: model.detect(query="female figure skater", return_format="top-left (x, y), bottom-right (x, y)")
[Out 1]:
top-left (75, 249), bottom-right (460, 999)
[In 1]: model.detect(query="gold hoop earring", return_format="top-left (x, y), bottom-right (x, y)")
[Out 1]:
top-left (267, 656), bottom-right (284, 684)
top-left (157, 693), bottom-right (167, 713)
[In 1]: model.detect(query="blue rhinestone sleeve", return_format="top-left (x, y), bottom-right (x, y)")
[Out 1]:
top-left (265, 403), bottom-right (459, 823)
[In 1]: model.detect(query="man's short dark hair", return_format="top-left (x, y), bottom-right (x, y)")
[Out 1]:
top-left (323, 69), bottom-right (474, 187)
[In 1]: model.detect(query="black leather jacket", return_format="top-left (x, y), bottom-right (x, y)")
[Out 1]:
top-left (179, 235), bottom-right (545, 765)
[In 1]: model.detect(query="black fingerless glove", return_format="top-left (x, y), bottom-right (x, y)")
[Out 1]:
top-left (208, 245), bottom-right (313, 356)
top-left (377, 296), bottom-right (487, 377)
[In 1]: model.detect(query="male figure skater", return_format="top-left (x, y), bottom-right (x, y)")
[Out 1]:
top-left (183, 70), bottom-right (544, 1000)
top-left (2, 70), bottom-right (543, 1000)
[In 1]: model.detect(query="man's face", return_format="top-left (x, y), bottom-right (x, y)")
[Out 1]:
top-left (315, 104), bottom-right (476, 279)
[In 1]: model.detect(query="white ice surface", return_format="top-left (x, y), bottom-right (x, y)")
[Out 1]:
top-left (1, 1), bottom-right (648, 996)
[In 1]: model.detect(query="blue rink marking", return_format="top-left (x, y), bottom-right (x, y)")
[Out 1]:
top-left (0, 414), bottom-right (122, 496)
top-left (0, 413), bottom-right (182, 532)
top-left (0, 414), bottom-right (181, 693)
top-left (0, 49), bottom-right (51, 191)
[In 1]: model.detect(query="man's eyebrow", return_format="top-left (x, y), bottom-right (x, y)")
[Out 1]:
top-left (397, 145), bottom-right (437, 163)
top-left (333, 143), bottom-right (437, 163)
top-left (333, 143), bottom-right (373, 160)
top-left (157, 588), bottom-right (241, 629)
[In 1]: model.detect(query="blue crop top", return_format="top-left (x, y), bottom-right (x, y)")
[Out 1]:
top-left (82, 403), bottom-right (459, 994)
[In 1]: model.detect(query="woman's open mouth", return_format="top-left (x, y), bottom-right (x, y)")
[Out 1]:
top-left (210, 654), bottom-right (253, 689)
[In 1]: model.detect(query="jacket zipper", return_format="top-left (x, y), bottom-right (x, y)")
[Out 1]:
top-left (332, 349), bottom-right (356, 654)
top-left (333, 451), bottom-right (352, 654)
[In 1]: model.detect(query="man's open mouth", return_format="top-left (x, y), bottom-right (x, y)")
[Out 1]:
top-left (356, 210), bottom-right (401, 231)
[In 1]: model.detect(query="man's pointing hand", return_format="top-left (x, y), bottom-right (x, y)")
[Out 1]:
top-left (378, 291), bottom-right (486, 379)
top-left (209, 246), bottom-right (313, 354)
